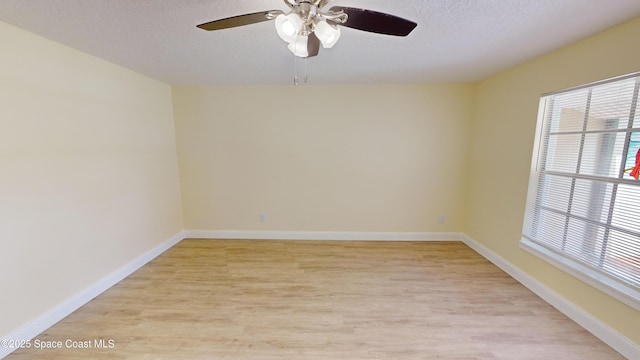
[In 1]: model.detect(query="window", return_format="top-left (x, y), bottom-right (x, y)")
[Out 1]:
top-left (521, 72), bottom-right (640, 309)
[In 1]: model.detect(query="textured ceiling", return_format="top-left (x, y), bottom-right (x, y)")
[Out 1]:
top-left (1, 0), bottom-right (639, 85)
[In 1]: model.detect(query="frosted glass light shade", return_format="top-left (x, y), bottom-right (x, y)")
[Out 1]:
top-left (287, 35), bottom-right (309, 57)
top-left (314, 20), bottom-right (340, 48)
top-left (275, 13), bottom-right (303, 44)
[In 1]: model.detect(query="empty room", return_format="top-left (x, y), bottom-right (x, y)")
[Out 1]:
top-left (1, 1), bottom-right (639, 359)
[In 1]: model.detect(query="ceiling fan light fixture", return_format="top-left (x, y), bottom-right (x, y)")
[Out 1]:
top-left (287, 35), bottom-right (309, 57)
top-left (275, 13), bottom-right (303, 43)
top-left (198, 1), bottom-right (418, 62)
top-left (314, 20), bottom-right (340, 48)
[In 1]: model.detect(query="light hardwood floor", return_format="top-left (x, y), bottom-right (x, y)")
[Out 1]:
top-left (7, 240), bottom-right (624, 359)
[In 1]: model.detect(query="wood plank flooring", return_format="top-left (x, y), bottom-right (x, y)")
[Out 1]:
top-left (6, 240), bottom-right (624, 359)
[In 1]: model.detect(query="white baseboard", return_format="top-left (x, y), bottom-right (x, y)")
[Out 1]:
top-left (0, 231), bottom-right (186, 360)
top-left (184, 229), bottom-right (463, 241)
top-left (460, 234), bottom-right (640, 360)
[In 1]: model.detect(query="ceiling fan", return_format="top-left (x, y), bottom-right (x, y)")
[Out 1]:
top-left (197, 0), bottom-right (417, 58)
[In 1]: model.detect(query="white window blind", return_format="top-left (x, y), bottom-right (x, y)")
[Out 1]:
top-left (521, 72), bottom-right (640, 308)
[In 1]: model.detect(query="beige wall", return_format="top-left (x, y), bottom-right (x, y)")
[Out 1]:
top-left (466, 17), bottom-right (640, 343)
top-left (0, 22), bottom-right (183, 337)
top-left (173, 84), bottom-right (473, 232)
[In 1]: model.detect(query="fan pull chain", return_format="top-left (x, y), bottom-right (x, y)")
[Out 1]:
top-left (293, 43), bottom-right (298, 85)
top-left (293, 56), bottom-right (308, 86)
top-left (304, 58), bottom-right (308, 84)
top-left (293, 55), bottom-right (299, 85)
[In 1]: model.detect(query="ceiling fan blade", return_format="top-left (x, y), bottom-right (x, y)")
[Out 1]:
top-left (307, 32), bottom-right (320, 57)
top-left (197, 10), bottom-right (282, 31)
top-left (329, 6), bottom-right (417, 36)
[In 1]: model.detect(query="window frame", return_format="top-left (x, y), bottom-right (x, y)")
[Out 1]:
top-left (521, 72), bottom-right (640, 311)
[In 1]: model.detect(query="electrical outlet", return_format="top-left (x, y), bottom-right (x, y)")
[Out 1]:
top-left (438, 215), bottom-right (445, 224)
top-left (260, 213), bottom-right (266, 222)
